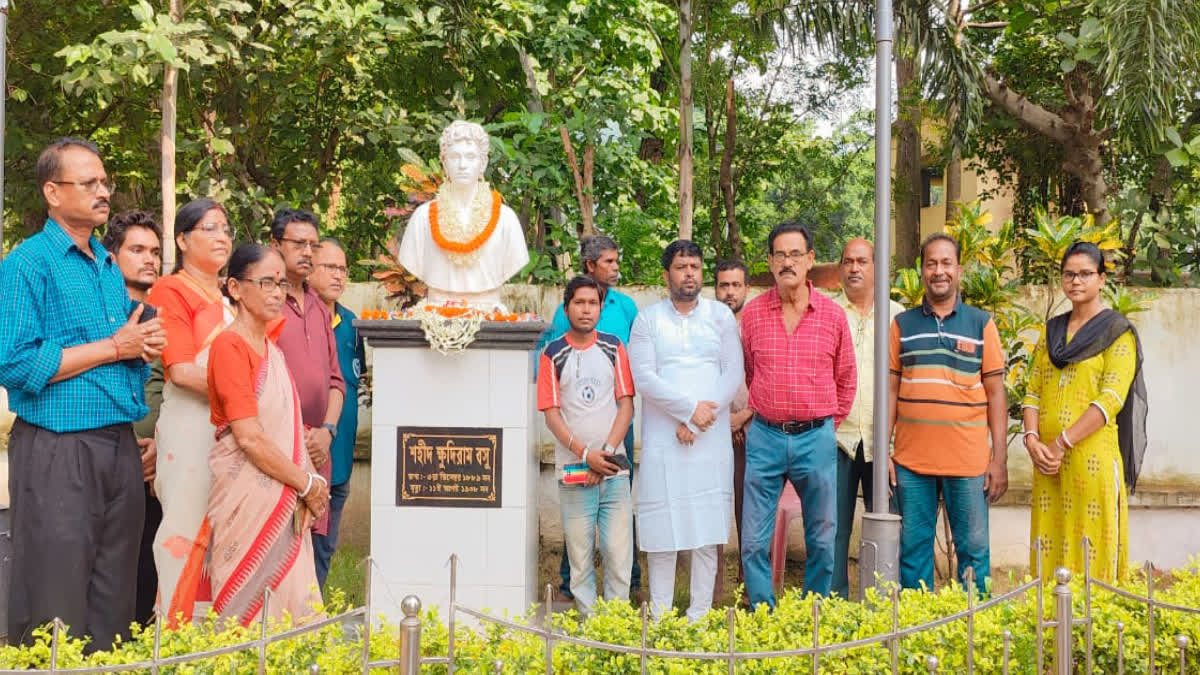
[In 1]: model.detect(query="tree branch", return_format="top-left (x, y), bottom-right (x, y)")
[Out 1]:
top-left (981, 72), bottom-right (1075, 143)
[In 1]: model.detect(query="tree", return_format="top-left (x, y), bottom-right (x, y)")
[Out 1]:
top-left (945, 0), bottom-right (1200, 227)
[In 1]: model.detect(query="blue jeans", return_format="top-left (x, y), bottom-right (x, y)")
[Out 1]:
top-left (892, 462), bottom-right (990, 594)
top-left (312, 480), bottom-right (350, 590)
top-left (559, 476), bottom-right (634, 615)
top-left (560, 424), bottom-right (641, 596)
top-left (741, 417), bottom-right (837, 608)
top-left (833, 442), bottom-right (875, 599)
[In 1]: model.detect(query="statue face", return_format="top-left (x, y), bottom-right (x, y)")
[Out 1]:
top-left (442, 140), bottom-right (487, 185)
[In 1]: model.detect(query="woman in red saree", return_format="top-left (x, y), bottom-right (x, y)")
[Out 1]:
top-left (206, 244), bottom-right (328, 626)
top-left (146, 199), bottom-right (234, 627)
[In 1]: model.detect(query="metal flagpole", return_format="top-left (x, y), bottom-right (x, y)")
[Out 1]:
top-left (0, 0), bottom-right (8, 261)
top-left (859, 0), bottom-right (903, 596)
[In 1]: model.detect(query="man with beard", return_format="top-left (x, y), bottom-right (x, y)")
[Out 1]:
top-left (888, 233), bottom-right (1007, 595)
top-left (713, 259), bottom-right (753, 594)
top-left (306, 237), bottom-right (365, 589)
top-left (0, 138), bottom-right (166, 650)
top-left (540, 235), bottom-right (643, 602)
top-left (829, 238), bottom-right (904, 599)
top-left (739, 221), bottom-right (855, 608)
top-left (270, 208), bottom-right (345, 546)
top-left (627, 240), bottom-right (742, 622)
top-left (102, 210), bottom-right (166, 623)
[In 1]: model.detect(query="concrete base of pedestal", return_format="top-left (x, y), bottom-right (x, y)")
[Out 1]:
top-left (358, 320), bottom-right (544, 623)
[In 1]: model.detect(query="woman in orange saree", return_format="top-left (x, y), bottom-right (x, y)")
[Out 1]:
top-left (145, 199), bottom-right (234, 626)
top-left (206, 244), bottom-right (327, 625)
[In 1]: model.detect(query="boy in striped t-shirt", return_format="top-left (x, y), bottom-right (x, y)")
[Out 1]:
top-left (537, 276), bottom-right (636, 614)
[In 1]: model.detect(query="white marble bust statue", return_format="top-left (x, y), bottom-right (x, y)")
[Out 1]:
top-left (398, 121), bottom-right (530, 310)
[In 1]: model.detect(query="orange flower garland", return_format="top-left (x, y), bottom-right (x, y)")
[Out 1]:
top-left (430, 190), bottom-right (502, 254)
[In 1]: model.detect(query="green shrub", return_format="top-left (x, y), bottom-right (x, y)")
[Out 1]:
top-left (3, 566), bottom-right (1199, 674)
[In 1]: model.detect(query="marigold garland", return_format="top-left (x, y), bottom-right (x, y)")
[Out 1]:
top-left (429, 190), bottom-right (502, 255)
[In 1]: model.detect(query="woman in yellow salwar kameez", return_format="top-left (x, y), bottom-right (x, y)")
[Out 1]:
top-left (1021, 242), bottom-right (1147, 583)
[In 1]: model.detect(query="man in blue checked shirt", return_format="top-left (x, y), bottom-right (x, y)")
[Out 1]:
top-left (0, 138), bottom-right (167, 652)
top-left (537, 235), bottom-right (643, 603)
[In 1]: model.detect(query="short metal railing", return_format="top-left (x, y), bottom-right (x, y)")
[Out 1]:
top-left (1, 539), bottom-right (1196, 673)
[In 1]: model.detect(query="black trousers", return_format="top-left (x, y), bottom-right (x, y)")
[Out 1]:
top-left (7, 419), bottom-right (144, 653)
top-left (136, 484), bottom-right (162, 625)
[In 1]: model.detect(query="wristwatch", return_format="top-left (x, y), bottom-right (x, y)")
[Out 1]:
top-left (322, 422), bottom-right (338, 440)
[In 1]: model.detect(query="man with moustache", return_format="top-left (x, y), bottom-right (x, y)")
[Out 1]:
top-left (739, 221), bottom-right (855, 607)
top-left (306, 237), bottom-right (365, 588)
top-left (0, 138), bottom-right (167, 650)
top-left (829, 238), bottom-right (904, 599)
top-left (628, 240), bottom-right (742, 621)
top-left (713, 259), bottom-right (753, 592)
top-left (888, 234), bottom-right (1007, 594)
top-left (270, 208), bottom-right (345, 546)
top-left (539, 235), bottom-right (643, 602)
top-left (102, 210), bottom-right (166, 623)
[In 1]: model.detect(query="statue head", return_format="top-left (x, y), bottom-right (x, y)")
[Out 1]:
top-left (439, 121), bottom-right (490, 186)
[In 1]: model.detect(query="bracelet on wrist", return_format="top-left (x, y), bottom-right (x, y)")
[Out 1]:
top-left (110, 337), bottom-right (121, 361)
top-left (581, 444), bottom-right (591, 464)
top-left (1060, 430), bottom-right (1074, 449)
top-left (299, 473), bottom-right (315, 498)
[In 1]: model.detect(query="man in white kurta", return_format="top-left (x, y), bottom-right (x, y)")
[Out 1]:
top-left (628, 240), bottom-right (743, 621)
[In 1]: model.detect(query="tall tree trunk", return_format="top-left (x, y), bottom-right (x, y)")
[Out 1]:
top-left (944, 104), bottom-right (963, 211)
top-left (677, 0), bottom-right (695, 240)
top-left (160, 0), bottom-right (182, 271)
top-left (720, 79), bottom-right (741, 260)
top-left (981, 72), bottom-right (1111, 226)
top-left (559, 125), bottom-right (596, 236)
top-left (325, 169), bottom-right (343, 228)
top-left (894, 53), bottom-right (922, 267)
top-left (706, 97), bottom-right (722, 256)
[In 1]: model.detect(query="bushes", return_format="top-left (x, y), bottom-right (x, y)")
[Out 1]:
top-left (3, 566), bottom-right (1200, 674)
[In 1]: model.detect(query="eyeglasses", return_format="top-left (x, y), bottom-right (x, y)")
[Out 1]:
top-left (50, 177), bottom-right (116, 194)
top-left (194, 221), bottom-right (234, 238)
top-left (278, 237), bottom-right (319, 251)
top-left (770, 250), bottom-right (810, 264)
top-left (317, 263), bottom-right (349, 276)
top-left (1061, 270), bottom-right (1100, 283)
top-left (241, 277), bottom-right (292, 293)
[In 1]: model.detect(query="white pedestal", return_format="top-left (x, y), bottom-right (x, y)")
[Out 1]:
top-left (357, 320), bottom-right (545, 623)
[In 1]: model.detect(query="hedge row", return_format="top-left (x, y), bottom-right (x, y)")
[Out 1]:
top-left (3, 563), bottom-right (1200, 674)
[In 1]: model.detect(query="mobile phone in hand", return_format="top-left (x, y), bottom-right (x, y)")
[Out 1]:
top-left (607, 452), bottom-right (632, 472)
top-left (121, 302), bottom-right (158, 366)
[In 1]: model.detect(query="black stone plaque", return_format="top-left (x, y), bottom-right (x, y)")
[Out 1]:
top-left (396, 427), bottom-right (502, 508)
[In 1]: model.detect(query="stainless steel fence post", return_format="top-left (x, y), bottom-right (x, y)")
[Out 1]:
top-left (310, 665), bottom-right (320, 674)
top-left (925, 655), bottom-right (938, 674)
top-left (493, 658), bottom-right (503, 673)
top-left (398, 595), bottom-right (423, 675)
top-left (543, 583), bottom-right (554, 674)
top-left (1117, 621), bottom-right (1126, 675)
top-left (1177, 635), bottom-right (1189, 674)
top-left (640, 601), bottom-right (649, 675)
top-left (49, 618), bottom-right (60, 672)
top-left (811, 597), bottom-right (820, 675)
top-left (726, 606), bottom-right (736, 675)
top-left (1053, 568), bottom-right (1073, 675)
top-left (152, 610), bottom-right (162, 675)
top-left (258, 588), bottom-right (271, 675)
top-left (448, 553), bottom-right (458, 675)
top-left (1084, 538), bottom-right (1093, 675)
top-left (890, 586), bottom-right (900, 674)
top-left (965, 567), bottom-right (975, 675)
top-left (1036, 542), bottom-right (1045, 673)
top-left (1148, 561), bottom-right (1157, 675)
top-left (1002, 629), bottom-right (1011, 675)
top-left (361, 560), bottom-right (372, 675)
